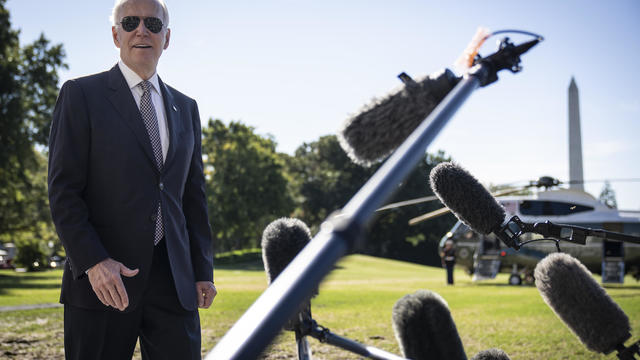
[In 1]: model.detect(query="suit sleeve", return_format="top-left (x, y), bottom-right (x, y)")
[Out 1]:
top-left (182, 100), bottom-right (214, 282)
top-left (48, 80), bottom-right (109, 278)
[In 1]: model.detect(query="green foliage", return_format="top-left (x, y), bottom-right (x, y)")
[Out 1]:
top-left (214, 248), bottom-right (262, 265)
top-left (13, 237), bottom-right (48, 271)
top-left (287, 135), bottom-right (377, 228)
top-left (287, 135), bottom-right (455, 266)
top-left (9, 220), bottom-right (58, 271)
top-left (202, 120), bottom-right (294, 252)
top-left (0, 0), bottom-right (66, 263)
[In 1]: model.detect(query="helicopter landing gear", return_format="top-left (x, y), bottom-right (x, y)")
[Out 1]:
top-left (508, 274), bottom-right (522, 286)
top-left (509, 264), bottom-right (522, 286)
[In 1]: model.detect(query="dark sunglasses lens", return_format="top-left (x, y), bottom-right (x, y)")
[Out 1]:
top-left (144, 17), bottom-right (163, 33)
top-left (121, 16), bottom-right (140, 32)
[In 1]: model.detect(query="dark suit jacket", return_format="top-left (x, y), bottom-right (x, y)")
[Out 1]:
top-left (48, 64), bottom-right (213, 312)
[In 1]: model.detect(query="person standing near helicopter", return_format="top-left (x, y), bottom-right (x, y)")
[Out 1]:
top-left (440, 240), bottom-right (456, 285)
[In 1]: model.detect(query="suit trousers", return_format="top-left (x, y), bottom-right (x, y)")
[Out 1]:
top-left (445, 261), bottom-right (455, 285)
top-left (64, 239), bottom-right (201, 360)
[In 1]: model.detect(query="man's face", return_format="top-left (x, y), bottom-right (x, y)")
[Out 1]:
top-left (112, 0), bottom-right (170, 79)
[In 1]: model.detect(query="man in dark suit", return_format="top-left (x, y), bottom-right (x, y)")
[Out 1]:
top-left (47, 0), bottom-right (216, 358)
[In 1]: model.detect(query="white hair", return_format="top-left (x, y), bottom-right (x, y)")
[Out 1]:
top-left (110, 0), bottom-right (170, 27)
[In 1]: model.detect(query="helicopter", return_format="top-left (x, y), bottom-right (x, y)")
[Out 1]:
top-left (377, 76), bottom-right (640, 285)
top-left (379, 175), bottom-right (640, 285)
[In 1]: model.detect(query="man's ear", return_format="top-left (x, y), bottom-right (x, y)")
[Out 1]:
top-left (163, 28), bottom-right (171, 50)
top-left (112, 26), bottom-right (121, 48)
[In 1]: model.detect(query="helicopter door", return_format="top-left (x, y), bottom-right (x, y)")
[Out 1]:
top-left (602, 240), bottom-right (624, 283)
top-left (472, 235), bottom-right (501, 281)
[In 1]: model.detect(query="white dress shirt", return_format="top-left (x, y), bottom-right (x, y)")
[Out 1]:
top-left (118, 60), bottom-right (169, 161)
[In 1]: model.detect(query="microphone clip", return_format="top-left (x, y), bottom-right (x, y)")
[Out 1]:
top-left (473, 36), bottom-right (542, 87)
top-left (493, 215), bottom-right (634, 252)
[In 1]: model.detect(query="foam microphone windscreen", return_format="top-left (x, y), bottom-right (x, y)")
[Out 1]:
top-left (262, 217), bottom-right (313, 284)
top-left (471, 349), bottom-right (511, 360)
top-left (261, 218), bottom-right (315, 332)
top-left (429, 162), bottom-right (505, 234)
top-left (392, 290), bottom-right (467, 360)
top-left (534, 253), bottom-right (631, 354)
top-left (338, 69), bottom-right (460, 166)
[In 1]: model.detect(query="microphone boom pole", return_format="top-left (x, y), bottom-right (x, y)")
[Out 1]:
top-left (206, 37), bottom-right (541, 360)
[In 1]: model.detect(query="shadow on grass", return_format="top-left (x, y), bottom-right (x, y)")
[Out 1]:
top-left (0, 273), bottom-right (62, 296)
top-left (473, 283), bottom-right (536, 288)
top-left (215, 260), bottom-right (265, 271)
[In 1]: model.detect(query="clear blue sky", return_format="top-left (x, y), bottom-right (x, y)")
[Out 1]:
top-left (7, 0), bottom-right (640, 209)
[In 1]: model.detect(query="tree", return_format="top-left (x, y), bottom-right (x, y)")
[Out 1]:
top-left (287, 135), bottom-right (378, 228)
top-left (599, 181), bottom-right (617, 209)
top-left (202, 119), bottom-right (294, 251)
top-left (287, 135), bottom-right (455, 266)
top-left (0, 1), bottom-right (67, 267)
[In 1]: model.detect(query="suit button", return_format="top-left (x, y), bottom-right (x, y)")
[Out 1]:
top-left (159, 182), bottom-right (164, 191)
top-left (150, 213), bottom-right (157, 222)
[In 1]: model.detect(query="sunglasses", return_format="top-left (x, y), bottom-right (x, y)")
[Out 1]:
top-left (119, 16), bottom-right (164, 33)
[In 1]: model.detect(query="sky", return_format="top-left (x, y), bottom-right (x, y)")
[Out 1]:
top-left (7, 0), bottom-right (640, 209)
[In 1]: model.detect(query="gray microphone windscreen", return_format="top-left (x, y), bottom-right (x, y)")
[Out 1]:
top-left (261, 218), bottom-right (315, 332)
top-left (338, 69), bottom-right (460, 166)
top-left (392, 290), bottom-right (467, 360)
top-left (471, 349), bottom-right (511, 360)
top-left (429, 162), bottom-right (505, 234)
top-left (261, 217), bottom-right (312, 284)
top-left (534, 253), bottom-right (630, 354)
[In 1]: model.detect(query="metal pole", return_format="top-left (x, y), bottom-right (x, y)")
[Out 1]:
top-left (296, 332), bottom-right (312, 360)
top-left (309, 327), bottom-right (407, 360)
top-left (206, 71), bottom-right (484, 360)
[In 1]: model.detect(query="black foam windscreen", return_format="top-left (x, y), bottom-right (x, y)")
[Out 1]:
top-left (338, 69), bottom-right (460, 167)
top-left (471, 349), bottom-right (511, 360)
top-left (392, 290), bottom-right (467, 360)
top-left (534, 253), bottom-right (631, 354)
top-left (429, 162), bottom-right (505, 234)
top-left (261, 217), bottom-right (313, 284)
top-left (261, 218), bottom-right (315, 332)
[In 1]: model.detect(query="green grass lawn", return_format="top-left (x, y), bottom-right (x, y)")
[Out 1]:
top-left (1, 255), bottom-right (639, 359)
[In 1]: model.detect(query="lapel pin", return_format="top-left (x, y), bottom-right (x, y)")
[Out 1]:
top-left (172, 105), bottom-right (177, 112)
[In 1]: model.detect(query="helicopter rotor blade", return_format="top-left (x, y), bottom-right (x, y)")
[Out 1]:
top-left (408, 207), bottom-right (451, 225)
top-left (491, 188), bottom-right (528, 197)
top-left (376, 195), bottom-right (440, 212)
top-left (406, 188), bottom-right (523, 225)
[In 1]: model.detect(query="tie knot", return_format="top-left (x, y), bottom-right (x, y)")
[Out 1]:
top-left (139, 80), bottom-right (152, 93)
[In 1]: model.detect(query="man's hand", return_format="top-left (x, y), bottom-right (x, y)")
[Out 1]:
top-left (87, 258), bottom-right (139, 311)
top-left (196, 281), bottom-right (217, 309)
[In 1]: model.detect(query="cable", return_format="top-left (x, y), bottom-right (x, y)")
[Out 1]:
top-left (487, 29), bottom-right (544, 41)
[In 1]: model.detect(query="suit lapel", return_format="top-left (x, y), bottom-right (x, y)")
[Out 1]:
top-left (158, 77), bottom-right (182, 169)
top-left (106, 65), bottom-right (158, 170)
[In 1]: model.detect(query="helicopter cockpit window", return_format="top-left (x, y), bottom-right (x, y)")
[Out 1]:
top-left (519, 200), bottom-right (594, 216)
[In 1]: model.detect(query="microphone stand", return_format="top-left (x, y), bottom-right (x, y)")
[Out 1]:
top-left (295, 329), bottom-right (312, 360)
top-left (205, 36), bottom-right (542, 360)
top-left (616, 339), bottom-right (640, 360)
top-left (302, 319), bottom-right (408, 360)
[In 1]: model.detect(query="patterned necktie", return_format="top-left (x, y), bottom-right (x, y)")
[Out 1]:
top-left (139, 80), bottom-right (164, 245)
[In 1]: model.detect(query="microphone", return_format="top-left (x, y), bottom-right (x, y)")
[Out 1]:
top-left (392, 290), bottom-right (467, 360)
top-left (338, 69), bottom-right (460, 166)
top-left (261, 218), bottom-right (316, 332)
top-left (470, 349), bottom-right (511, 360)
top-left (534, 253), bottom-right (633, 355)
top-left (429, 162), bottom-right (506, 235)
top-left (429, 162), bottom-right (640, 250)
